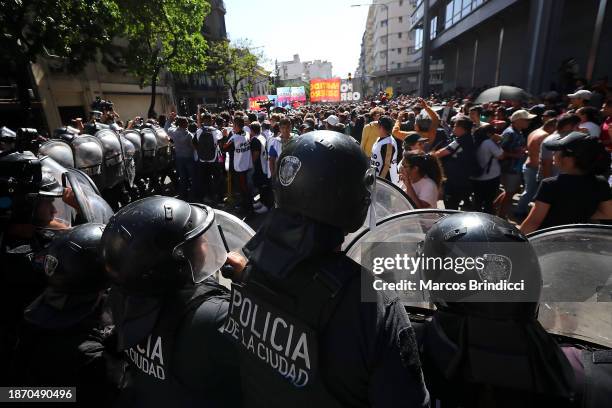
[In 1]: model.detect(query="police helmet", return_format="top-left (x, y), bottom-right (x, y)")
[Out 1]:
top-left (274, 130), bottom-right (373, 233)
top-left (39, 172), bottom-right (64, 198)
top-left (420, 212), bottom-right (542, 319)
top-left (100, 196), bottom-right (227, 296)
top-left (83, 122), bottom-right (109, 135)
top-left (43, 223), bottom-right (107, 293)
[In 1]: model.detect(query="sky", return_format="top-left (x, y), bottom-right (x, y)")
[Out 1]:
top-left (224, 0), bottom-right (370, 78)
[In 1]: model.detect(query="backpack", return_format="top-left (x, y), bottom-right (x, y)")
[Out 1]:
top-left (194, 126), bottom-right (217, 161)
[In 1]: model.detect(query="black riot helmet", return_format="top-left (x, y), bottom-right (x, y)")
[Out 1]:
top-left (43, 223), bottom-right (107, 293)
top-left (273, 130), bottom-right (373, 233)
top-left (420, 212), bottom-right (542, 319)
top-left (0, 150), bottom-right (42, 225)
top-left (100, 196), bottom-right (227, 296)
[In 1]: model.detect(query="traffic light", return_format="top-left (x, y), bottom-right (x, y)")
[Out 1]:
top-left (348, 73), bottom-right (352, 81)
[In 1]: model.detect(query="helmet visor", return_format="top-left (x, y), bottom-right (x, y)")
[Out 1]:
top-left (173, 218), bottom-right (227, 283)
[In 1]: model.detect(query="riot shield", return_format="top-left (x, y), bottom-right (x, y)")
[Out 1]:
top-left (527, 224), bottom-right (612, 348)
top-left (139, 128), bottom-right (158, 174)
top-left (39, 140), bottom-right (75, 169)
top-left (64, 168), bottom-right (114, 224)
top-left (342, 177), bottom-right (416, 251)
top-left (120, 135), bottom-right (136, 187)
top-left (153, 126), bottom-right (172, 171)
top-left (38, 157), bottom-right (76, 229)
top-left (95, 129), bottom-right (124, 189)
top-left (344, 209), bottom-right (458, 307)
top-left (122, 129), bottom-right (143, 171)
top-left (212, 209), bottom-right (256, 288)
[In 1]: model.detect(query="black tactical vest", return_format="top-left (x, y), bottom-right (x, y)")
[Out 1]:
top-left (119, 281), bottom-right (229, 407)
top-left (223, 253), bottom-right (359, 408)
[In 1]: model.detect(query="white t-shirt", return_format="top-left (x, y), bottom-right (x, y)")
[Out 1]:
top-left (579, 121), bottom-right (601, 138)
top-left (411, 176), bottom-right (439, 208)
top-left (229, 132), bottom-right (252, 172)
top-left (472, 138), bottom-right (504, 181)
top-left (371, 136), bottom-right (399, 185)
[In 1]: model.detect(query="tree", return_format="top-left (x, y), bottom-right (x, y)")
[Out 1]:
top-left (0, 0), bottom-right (120, 124)
top-left (116, 0), bottom-right (211, 117)
top-left (208, 39), bottom-right (262, 103)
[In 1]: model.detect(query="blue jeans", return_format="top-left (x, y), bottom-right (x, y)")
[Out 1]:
top-left (175, 157), bottom-right (196, 200)
top-left (516, 165), bottom-right (538, 215)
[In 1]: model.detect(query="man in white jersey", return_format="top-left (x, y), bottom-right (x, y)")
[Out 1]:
top-left (223, 116), bottom-right (253, 214)
top-left (371, 116), bottom-right (399, 185)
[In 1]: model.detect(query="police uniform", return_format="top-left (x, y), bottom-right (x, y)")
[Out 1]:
top-left (414, 212), bottom-right (612, 407)
top-left (224, 131), bottom-right (429, 407)
top-left (10, 224), bottom-right (123, 407)
top-left (101, 197), bottom-right (242, 407)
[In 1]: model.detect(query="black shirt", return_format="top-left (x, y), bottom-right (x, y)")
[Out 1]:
top-left (250, 136), bottom-right (265, 184)
top-left (535, 174), bottom-right (611, 229)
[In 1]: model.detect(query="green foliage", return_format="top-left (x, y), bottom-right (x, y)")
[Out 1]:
top-left (208, 39), bottom-right (263, 101)
top-left (0, 0), bottom-right (120, 71)
top-left (117, 0), bottom-right (211, 87)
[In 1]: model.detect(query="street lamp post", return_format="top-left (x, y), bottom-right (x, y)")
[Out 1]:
top-left (352, 2), bottom-right (390, 93)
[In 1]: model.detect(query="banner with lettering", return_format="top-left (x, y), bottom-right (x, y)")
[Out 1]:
top-left (310, 78), bottom-right (341, 103)
top-left (248, 96), bottom-right (269, 111)
top-left (276, 87), bottom-right (292, 108)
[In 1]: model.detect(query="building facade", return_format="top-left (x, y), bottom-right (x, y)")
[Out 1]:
top-left (173, 0), bottom-right (228, 113)
top-left (356, 0), bottom-right (444, 96)
top-left (279, 55), bottom-right (333, 82)
top-left (411, 0), bottom-right (612, 95)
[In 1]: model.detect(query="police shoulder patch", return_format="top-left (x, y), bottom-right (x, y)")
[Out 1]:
top-left (44, 255), bottom-right (59, 277)
top-left (278, 155), bottom-right (302, 187)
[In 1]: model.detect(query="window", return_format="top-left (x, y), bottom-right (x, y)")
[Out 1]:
top-left (453, 0), bottom-right (462, 23)
top-left (398, 32), bottom-right (402, 38)
top-left (462, 0), bottom-right (472, 17)
top-left (397, 48), bottom-right (402, 54)
top-left (415, 28), bottom-right (423, 50)
top-left (380, 19), bottom-right (387, 27)
top-left (397, 63), bottom-right (401, 69)
top-left (399, 0), bottom-right (404, 6)
top-left (430, 16), bottom-right (438, 39)
top-left (445, 1), bottom-right (454, 27)
top-left (399, 16), bottom-right (403, 23)
top-left (407, 46), bottom-right (415, 54)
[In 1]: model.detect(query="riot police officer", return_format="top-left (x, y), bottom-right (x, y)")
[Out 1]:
top-left (415, 212), bottom-right (611, 407)
top-left (100, 196), bottom-right (241, 407)
top-left (1, 151), bottom-right (48, 381)
top-left (224, 130), bottom-right (429, 407)
top-left (11, 223), bottom-right (123, 406)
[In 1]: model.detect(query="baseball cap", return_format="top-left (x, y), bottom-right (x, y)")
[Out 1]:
top-left (529, 104), bottom-right (546, 116)
top-left (403, 132), bottom-right (429, 147)
top-left (542, 131), bottom-right (598, 154)
top-left (567, 90), bottom-right (592, 100)
top-left (325, 115), bottom-right (340, 126)
top-left (510, 109), bottom-right (536, 121)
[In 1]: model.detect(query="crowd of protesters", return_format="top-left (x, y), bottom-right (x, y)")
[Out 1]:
top-left (159, 79), bottom-right (611, 232)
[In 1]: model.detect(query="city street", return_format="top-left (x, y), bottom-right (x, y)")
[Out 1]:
top-left (1, 0), bottom-right (611, 406)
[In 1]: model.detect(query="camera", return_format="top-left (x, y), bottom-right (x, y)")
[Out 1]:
top-left (0, 151), bottom-right (42, 225)
top-left (91, 96), bottom-right (114, 113)
top-left (16, 128), bottom-right (41, 153)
